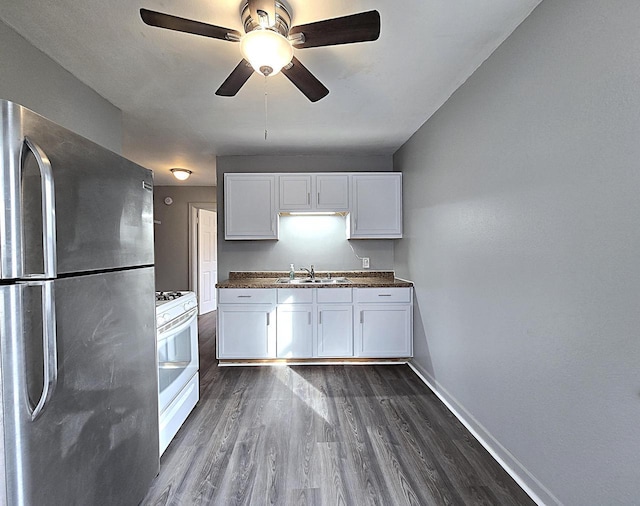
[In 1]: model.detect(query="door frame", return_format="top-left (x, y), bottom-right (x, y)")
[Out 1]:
top-left (188, 202), bottom-right (217, 303)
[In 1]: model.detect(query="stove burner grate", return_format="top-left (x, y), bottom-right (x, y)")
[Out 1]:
top-left (156, 291), bottom-right (184, 302)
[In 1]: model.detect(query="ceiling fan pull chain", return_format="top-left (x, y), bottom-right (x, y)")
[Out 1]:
top-left (264, 76), bottom-right (268, 140)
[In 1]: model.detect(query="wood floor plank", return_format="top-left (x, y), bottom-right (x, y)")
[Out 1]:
top-left (141, 312), bottom-right (536, 506)
top-left (315, 442), bottom-right (353, 506)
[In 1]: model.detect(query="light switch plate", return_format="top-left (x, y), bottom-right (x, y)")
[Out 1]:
top-left (362, 257), bottom-right (370, 269)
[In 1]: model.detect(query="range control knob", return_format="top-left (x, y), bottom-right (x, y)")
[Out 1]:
top-left (157, 313), bottom-right (168, 324)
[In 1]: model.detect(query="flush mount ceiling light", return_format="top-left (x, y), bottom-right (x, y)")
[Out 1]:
top-left (139, 1), bottom-right (380, 102)
top-left (170, 168), bottom-right (192, 181)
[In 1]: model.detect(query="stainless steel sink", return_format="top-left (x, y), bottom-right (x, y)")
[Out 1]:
top-left (276, 277), bottom-right (352, 285)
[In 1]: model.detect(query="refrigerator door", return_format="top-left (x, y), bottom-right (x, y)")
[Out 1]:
top-left (0, 267), bottom-right (159, 506)
top-left (0, 100), bottom-right (154, 279)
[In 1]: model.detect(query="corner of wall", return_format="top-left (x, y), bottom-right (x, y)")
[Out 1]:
top-left (407, 361), bottom-right (560, 506)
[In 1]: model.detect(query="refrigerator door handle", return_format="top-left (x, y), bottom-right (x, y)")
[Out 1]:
top-left (22, 137), bottom-right (57, 279)
top-left (27, 280), bottom-right (58, 421)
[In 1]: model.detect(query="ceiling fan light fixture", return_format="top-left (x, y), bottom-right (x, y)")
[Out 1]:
top-left (170, 168), bottom-right (192, 181)
top-left (240, 29), bottom-right (293, 77)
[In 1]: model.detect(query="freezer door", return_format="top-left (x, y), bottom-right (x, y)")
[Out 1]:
top-left (0, 267), bottom-right (159, 506)
top-left (1, 100), bottom-right (154, 278)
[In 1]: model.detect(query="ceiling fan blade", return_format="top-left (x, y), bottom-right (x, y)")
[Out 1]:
top-left (289, 10), bottom-right (380, 49)
top-left (248, 0), bottom-right (277, 28)
top-left (215, 60), bottom-right (254, 97)
top-left (140, 8), bottom-right (241, 41)
top-left (281, 56), bottom-right (329, 102)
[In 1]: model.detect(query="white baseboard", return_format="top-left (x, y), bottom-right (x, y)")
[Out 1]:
top-left (407, 361), bottom-right (561, 506)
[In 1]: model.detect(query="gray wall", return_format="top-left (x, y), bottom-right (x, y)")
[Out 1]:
top-left (0, 19), bottom-right (122, 153)
top-left (216, 155), bottom-right (395, 279)
top-left (154, 186), bottom-right (216, 291)
top-left (393, 0), bottom-right (640, 504)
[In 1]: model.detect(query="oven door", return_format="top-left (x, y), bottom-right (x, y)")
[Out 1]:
top-left (157, 308), bottom-right (199, 414)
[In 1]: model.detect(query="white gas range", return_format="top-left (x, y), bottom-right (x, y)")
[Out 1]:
top-left (155, 291), bottom-right (199, 455)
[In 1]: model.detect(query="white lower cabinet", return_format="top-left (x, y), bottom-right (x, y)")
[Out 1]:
top-left (316, 287), bottom-right (353, 357)
top-left (217, 289), bottom-right (276, 359)
top-left (354, 288), bottom-right (413, 358)
top-left (276, 304), bottom-right (314, 358)
top-left (218, 286), bottom-right (412, 360)
top-left (276, 288), bottom-right (314, 358)
top-left (317, 305), bottom-right (353, 357)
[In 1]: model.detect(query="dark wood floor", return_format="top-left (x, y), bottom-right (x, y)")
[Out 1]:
top-left (141, 311), bottom-right (535, 506)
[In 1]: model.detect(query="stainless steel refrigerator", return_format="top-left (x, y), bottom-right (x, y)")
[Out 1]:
top-left (0, 100), bottom-right (159, 505)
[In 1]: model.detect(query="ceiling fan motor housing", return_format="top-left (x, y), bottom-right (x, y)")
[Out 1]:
top-left (240, 1), bottom-right (291, 36)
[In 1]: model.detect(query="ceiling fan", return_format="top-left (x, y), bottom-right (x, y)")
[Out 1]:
top-left (140, 1), bottom-right (380, 102)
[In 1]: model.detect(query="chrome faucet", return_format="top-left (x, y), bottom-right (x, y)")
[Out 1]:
top-left (301, 265), bottom-right (315, 279)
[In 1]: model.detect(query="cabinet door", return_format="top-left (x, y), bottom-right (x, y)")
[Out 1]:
top-left (349, 173), bottom-right (402, 238)
top-left (316, 174), bottom-right (349, 210)
top-left (276, 305), bottom-right (314, 358)
top-left (355, 304), bottom-right (412, 358)
top-left (317, 305), bottom-right (353, 357)
top-left (279, 175), bottom-right (312, 211)
top-left (217, 305), bottom-right (276, 358)
top-left (224, 174), bottom-right (277, 240)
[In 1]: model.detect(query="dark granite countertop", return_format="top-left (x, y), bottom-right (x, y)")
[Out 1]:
top-left (216, 271), bottom-right (413, 289)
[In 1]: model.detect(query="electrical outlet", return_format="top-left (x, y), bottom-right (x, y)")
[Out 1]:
top-left (362, 257), bottom-right (370, 269)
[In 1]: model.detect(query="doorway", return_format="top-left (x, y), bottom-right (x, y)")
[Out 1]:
top-left (189, 204), bottom-right (217, 315)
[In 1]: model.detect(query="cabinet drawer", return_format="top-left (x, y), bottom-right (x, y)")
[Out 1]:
top-left (218, 288), bottom-right (276, 304)
top-left (317, 288), bottom-right (352, 303)
top-left (277, 288), bottom-right (314, 304)
top-left (354, 287), bottom-right (411, 303)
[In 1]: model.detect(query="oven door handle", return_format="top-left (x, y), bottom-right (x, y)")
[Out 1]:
top-left (157, 308), bottom-right (197, 341)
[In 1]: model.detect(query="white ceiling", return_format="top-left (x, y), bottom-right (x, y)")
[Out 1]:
top-left (0, 0), bottom-right (541, 185)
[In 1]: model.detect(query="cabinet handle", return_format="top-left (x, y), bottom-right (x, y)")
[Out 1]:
top-left (307, 192), bottom-right (310, 205)
top-left (360, 310), bottom-right (364, 324)
top-left (308, 312), bottom-right (312, 325)
top-left (237, 295), bottom-right (252, 298)
top-left (318, 311), bottom-right (322, 325)
top-left (266, 312), bottom-right (270, 326)
top-left (317, 192), bottom-right (320, 205)
top-left (378, 294), bottom-right (392, 297)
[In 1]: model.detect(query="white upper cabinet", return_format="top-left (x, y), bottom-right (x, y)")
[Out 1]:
top-left (224, 172), bottom-right (401, 240)
top-left (279, 175), bottom-right (313, 210)
top-left (224, 174), bottom-right (278, 240)
top-left (315, 174), bottom-right (349, 210)
top-left (278, 174), bottom-right (349, 212)
top-left (348, 173), bottom-right (402, 239)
